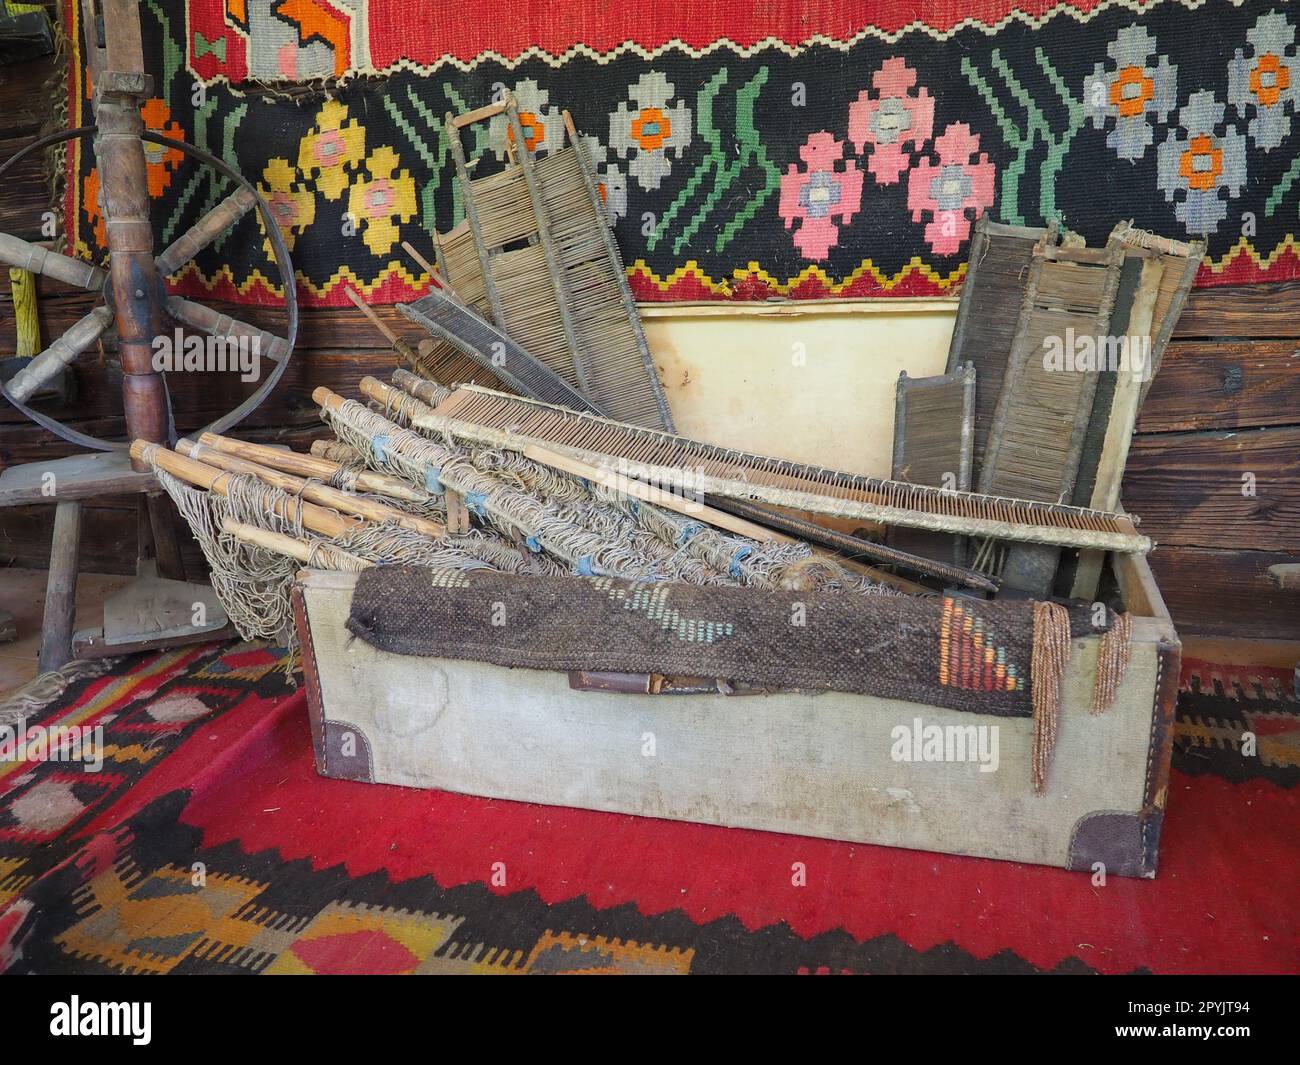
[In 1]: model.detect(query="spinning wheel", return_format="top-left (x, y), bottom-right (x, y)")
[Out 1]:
top-left (0, 0), bottom-right (296, 449)
top-left (0, 127), bottom-right (297, 450)
top-left (0, 0), bottom-right (296, 670)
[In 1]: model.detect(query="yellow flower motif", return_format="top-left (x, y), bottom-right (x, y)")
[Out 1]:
top-left (259, 157), bottom-right (316, 255)
top-left (298, 99), bottom-right (365, 202)
top-left (347, 146), bottom-right (416, 256)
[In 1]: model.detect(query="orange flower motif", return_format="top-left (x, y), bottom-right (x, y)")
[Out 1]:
top-left (488, 80), bottom-right (562, 159)
top-left (140, 98), bottom-right (185, 198)
top-left (1179, 133), bottom-right (1223, 192)
top-left (1250, 54), bottom-right (1289, 108)
top-left (1228, 13), bottom-right (1298, 151)
top-left (1110, 66), bottom-right (1155, 119)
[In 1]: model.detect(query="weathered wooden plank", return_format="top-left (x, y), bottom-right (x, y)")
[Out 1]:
top-left (0, 133), bottom-right (55, 241)
top-left (1137, 340), bottom-right (1300, 432)
top-left (0, 52), bottom-right (60, 138)
top-left (0, 346), bottom-right (396, 441)
top-left (0, 286), bottom-right (419, 352)
top-left (0, 450), bottom-right (156, 506)
top-left (0, 498), bottom-right (139, 573)
top-left (1122, 426), bottom-right (1300, 551)
top-left (1148, 545), bottom-right (1300, 640)
top-left (1174, 282), bottom-right (1300, 338)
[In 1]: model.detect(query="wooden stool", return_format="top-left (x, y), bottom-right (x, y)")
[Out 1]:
top-left (0, 451), bottom-right (232, 672)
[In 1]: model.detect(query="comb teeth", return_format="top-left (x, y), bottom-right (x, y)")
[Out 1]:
top-left (441, 102), bottom-right (674, 433)
top-left (533, 146), bottom-right (675, 431)
top-left (421, 386), bottom-right (1151, 553)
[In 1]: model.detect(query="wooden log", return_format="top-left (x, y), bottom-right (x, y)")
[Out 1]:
top-left (37, 499), bottom-right (82, 673)
top-left (177, 439), bottom-right (445, 537)
top-left (129, 440), bottom-right (360, 539)
top-left (197, 431), bottom-right (432, 504)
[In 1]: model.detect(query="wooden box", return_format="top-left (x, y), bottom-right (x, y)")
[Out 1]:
top-left (292, 552), bottom-right (1178, 877)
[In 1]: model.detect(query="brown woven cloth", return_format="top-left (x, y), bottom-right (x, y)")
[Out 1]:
top-left (345, 567), bottom-right (1120, 720)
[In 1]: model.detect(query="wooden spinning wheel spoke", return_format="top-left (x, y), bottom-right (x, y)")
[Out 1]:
top-left (154, 185), bottom-right (257, 278)
top-left (6, 306), bottom-right (116, 403)
top-left (0, 232), bottom-right (108, 290)
top-left (166, 295), bottom-right (290, 364)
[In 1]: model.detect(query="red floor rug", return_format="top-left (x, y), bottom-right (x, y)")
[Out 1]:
top-left (1, 642), bottom-right (1296, 974)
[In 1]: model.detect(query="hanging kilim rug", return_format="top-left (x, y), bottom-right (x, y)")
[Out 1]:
top-left (60, 0), bottom-right (1300, 306)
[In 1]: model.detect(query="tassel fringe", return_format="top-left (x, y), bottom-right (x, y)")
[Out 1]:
top-left (1092, 611), bottom-right (1133, 714)
top-left (1031, 601), bottom-right (1072, 794)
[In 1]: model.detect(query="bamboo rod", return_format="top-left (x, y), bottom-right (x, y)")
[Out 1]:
top-left (220, 518), bottom-right (375, 570)
top-left (402, 241), bottom-right (439, 281)
top-left (129, 440), bottom-right (358, 538)
top-left (178, 439), bottom-right (445, 538)
top-left (197, 432), bottom-right (430, 504)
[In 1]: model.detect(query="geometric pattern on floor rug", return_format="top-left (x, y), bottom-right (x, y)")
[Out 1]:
top-left (1, 645), bottom-right (1296, 974)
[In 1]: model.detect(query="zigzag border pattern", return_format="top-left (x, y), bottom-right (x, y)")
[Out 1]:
top-left (183, 0), bottom-right (1203, 86)
top-left (144, 236), bottom-right (1300, 308)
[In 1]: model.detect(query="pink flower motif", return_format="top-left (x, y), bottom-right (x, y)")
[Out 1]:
top-left (778, 132), bottom-right (864, 261)
top-left (848, 57), bottom-right (935, 185)
top-left (906, 123), bottom-right (996, 255)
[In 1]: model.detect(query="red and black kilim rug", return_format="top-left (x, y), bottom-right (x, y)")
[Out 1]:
top-left (1, 643), bottom-right (1296, 974)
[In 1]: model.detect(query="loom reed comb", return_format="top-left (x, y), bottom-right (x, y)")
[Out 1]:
top-left (977, 241), bottom-right (1126, 594)
top-left (440, 97), bottom-right (674, 430)
top-left (412, 384), bottom-right (1151, 554)
top-left (890, 365), bottom-right (976, 568)
top-left (946, 215), bottom-right (1059, 483)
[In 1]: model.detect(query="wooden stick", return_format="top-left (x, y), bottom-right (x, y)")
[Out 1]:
top-left (401, 241), bottom-right (439, 280)
top-left (342, 286), bottom-right (423, 369)
top-left (131, 440), bottom-right (359, 539)
top-left (178, 439), bottom-right (445, 538)
top-left (523, 441), bottom-right (783, 542)
top-left (450, 100), bottom-right (507, 128)
top-left (444, 489), bottom-right (471, 535)
top-left (311, 439), bottom-right (362, 464)
top-left (220, 517), bottom-right (374, 570)
top-left (197, 432), bottom-right (430, 505)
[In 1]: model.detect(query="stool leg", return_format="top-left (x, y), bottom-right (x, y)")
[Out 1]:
top-left (38, 500), bottom-right (83, 674)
